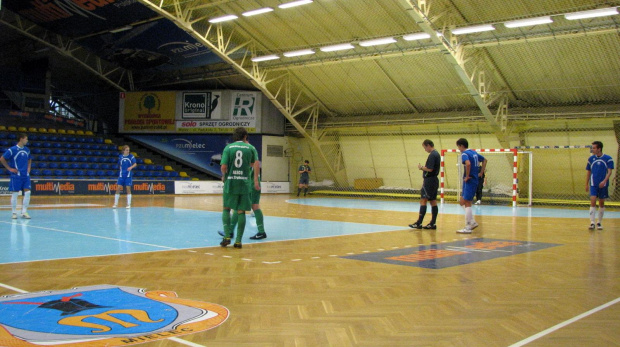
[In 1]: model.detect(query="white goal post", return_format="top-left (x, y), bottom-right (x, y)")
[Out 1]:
top-left (440, 148), bottom-right (533, 207)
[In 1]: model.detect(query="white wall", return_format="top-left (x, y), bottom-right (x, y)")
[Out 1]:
top-left (261, 135), bottom-right (290, 182)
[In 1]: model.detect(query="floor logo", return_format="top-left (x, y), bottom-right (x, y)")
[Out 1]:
top-left (0, 285), bottom-right (229, 346)
top-left (342, 238), bottom-right (561, 269)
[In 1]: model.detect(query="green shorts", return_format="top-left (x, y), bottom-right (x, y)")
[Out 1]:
top-left (223, 192), bottom-right (252, 211)
top-left (250, 187), bottom-right (261, 205)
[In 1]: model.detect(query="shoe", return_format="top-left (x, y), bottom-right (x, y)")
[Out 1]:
top-left (233, 243), bottom-right (242, 249)
top-left (12, 213), bottom-right (17, 219)
top-left (217, 230), bottom-right (235, 238)
top-left (408, 221), bottom-right (423, 229)
top-left (597, 223), bottom-right (603, 230)
top-left (423, 223), bottom-right (436, 230)
top-left (112, 205), bottom-right (117, 209)
top-left (220, 238), bottom-right (231, 247)
top-left (589, 223), bottom-right (595, 230)
top-left (250, 233), bottom-right (267, 240)
top-left (126, 205), bottom-right (131, 209)
top-left (456, 227), bottom-right (472, 234)
top-left (21, 213), bottom-right (31, 219)
top-left (469, 221), bottom-right (479, 230)
top-left (474, 200), bottom-right (481, 205)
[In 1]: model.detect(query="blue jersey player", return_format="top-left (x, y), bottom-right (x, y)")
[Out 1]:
top-left (113, 145), bottom-right (137, 209)
top-left (1, 133), bottom-right (32, 219)
top-left (456, 138), bottom-right (486, 234)
top-left (586, 141), bottom-right (614, 230)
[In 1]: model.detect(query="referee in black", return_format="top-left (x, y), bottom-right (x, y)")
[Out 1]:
top-left (409, 139), bottom-right (441, 229)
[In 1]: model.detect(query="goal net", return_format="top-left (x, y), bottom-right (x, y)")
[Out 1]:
top-left (441, 149), bottom-right (528, 207)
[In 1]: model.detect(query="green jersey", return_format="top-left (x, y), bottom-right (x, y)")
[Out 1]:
top-left (221, 141), bottom-right (257, 194)
top-left (247, 145), bottom-right (261, 188)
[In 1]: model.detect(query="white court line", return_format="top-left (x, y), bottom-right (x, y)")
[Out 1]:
top-left (0, 221), bottom-right (176, 250)
top-left (509, 297), bottom-right (620, 347)
top-left (0, 284), bottom-right (207, 347)
top-left (0, 204), bottom-right (104, 209)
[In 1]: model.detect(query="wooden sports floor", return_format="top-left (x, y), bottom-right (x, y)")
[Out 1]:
top-left (0, 194), bottom-right (618, 347)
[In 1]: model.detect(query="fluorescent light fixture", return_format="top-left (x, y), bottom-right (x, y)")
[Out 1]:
top-left (243, 7), bottom-right (274, 17)
top-left (451, 24), bottom-right (495, 35)
top-left (283, 49), bottom-right (315, 57)
top-left (208, 14), bottom-right (238, 23)
top-left (251, 54), bottom-right (280, 62)
top-left (504, 16), bottom-right (553, 28)
top-left (402, 33), bottom-right (431, 41)
top-left (564, 7), bottom-right (619, 20)
top-left (110, 25), bottom-right (132, 33)
top-left (319, 43), bottom-right (355, 52)
top-left (278, 0), bottom-right (313, 9)
top-left (359, 37), bottom-right (397, 47)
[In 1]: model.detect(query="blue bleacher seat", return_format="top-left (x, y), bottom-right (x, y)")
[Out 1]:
top-left (53, 149), bottom-right (63, 155)
top-left (68, 136), bottom-right (77, 142)
top-left (7, 133), bottom-right (16, 139)
top-left (49, 136), bottom-right (58, 142)
top-left (67, 156), bottom-right (77, 162)
top-left (64, 143), bottom-right (73, 149)
top-left (59, 156), bottom-right (68, 162)
top-left (47, 155), bottom-right (58, 161)
top-left (73, 143), bottom-right (82, 149)
top-left (161, 171), bottom-right (170, 177)
top-left (65, 170), bottom-right (74, 176)
top-left (82, 144), bottom-right (91, 150)
top-left (42, 169), bottom-right (52, 177)
top-left (86, 170), bottom-right (96, 176)
top-left (74, 150), bottom-right (83, 156)
top-left (87, 157), bottom-right (97, 163)
top-left (80, 163), bottom-right (89, 169)
top-left (30, 162), bottom-right (38, 169)
top-left (96, 138), bottom-right (104, 144)
top-left (96, 170), bottom-right (105, 177)
top-left (42, 142), bottom-right (52, 148)
top-left (43, 148), bottom-right (53, 154)
top-left (77, 156), bottom-right (87, 162)
top-left (52, 142), bottom-right (61, 148)
top-left (70, 163), bottom-right (80, 169)
top-left (48, 162), bottom-right (59, 169)
top-left (60, 163), bottom-right (69, 169)
top-left (93, 150), bottom-right (102, 156)
top-left (87, 138), bottom-right (95, 143)
top-left (31, 169), bottom-right (41, 176)
top-left (97, 157), bottom-right (107, 163)
top-left (134, 171), bottom-right (143, 177)
top-left (169, 171), bottom-right (179, 177)
top-left (59, 136), bottom-right (68, 142)
top-left (155, 165), bottom-right (164, 171)
top-left (29, 142), bottom-right (41, 147)
top-left (107, 157), bottom-right (117, 163)
top-left (90, 163), bottom-right (100, 170)
top-left (99, 163), bottom-right (109, 170)
top-left (38, 162), bottom-right (48, 169)
top-left (78, 137), bottom-right (86, 143)
top-left (136, 158), bottom-right (145, 164)
top-left (106, 170), bottom-right (116, 177)
top-left (75, 170), bottom-right (85, 176)
top-left (83, 150), bottom-right (93, 156)
top-left (65, 149), bottom-right (74, 155)
top-left (32, 148), bottom-right (42, 154)
top-left (53, 169), bottom-right (63, 176)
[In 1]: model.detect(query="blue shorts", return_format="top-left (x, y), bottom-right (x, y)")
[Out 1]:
top-left (462, 179), bottom-right (477, 201)
top-left (9, 174), bottom-right (31, 192)
top-left (590, 185), bottom-right (609, 199)
top-left (117, 176), bottom-right (133, 187)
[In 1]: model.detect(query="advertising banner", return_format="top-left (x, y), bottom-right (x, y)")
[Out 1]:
top-left (30, 180), bottom-right (174, 195)
top-left (130, 134), bottom-right (262, 178)
top-left (0, 180), bottom-right (11, 196)
top-left (120, 92), bottom-right (176, 132)
top-left (174, 181), bottom-right (289, 194)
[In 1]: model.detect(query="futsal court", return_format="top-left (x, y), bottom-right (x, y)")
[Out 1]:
top-left (0, 194), bottom-right (618, 346)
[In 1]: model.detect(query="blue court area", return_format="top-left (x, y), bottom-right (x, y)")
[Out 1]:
top-left (0, 206), bottom-right (402, 264)
top-left (288, 198), bottom-right (620, 219)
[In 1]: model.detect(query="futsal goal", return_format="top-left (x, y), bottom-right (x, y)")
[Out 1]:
top-left (440, 148), bottom-right (529, 207)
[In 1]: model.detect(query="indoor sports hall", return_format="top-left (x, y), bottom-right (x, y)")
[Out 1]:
top-left (1, 0), bottom-right (619, 346)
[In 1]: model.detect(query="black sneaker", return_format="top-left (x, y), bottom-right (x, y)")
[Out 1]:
top-left (408, 221), bottom-right (423, 229)
top-left (233, 243), bottom-right (242, 249)
top-left (220, 238), bottom-right (231, 247)
top-left (218, 230), bottom-right (234, 238)
top-left (423, 223), bottom-right (436, 230)
top-left (250, 233), bottom-right (267, 240)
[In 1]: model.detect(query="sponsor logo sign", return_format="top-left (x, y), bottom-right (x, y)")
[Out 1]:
top-left (182, 92), bottom-right (209, 119)
top-left (31, 180), bottom-right (174, 195)
top-left (0, 285), bottom-right (228, 346)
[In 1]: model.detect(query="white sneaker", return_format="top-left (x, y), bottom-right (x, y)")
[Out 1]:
top-left (474, 200), bottom-right (481, 205)
top-left (596, 223), bottom-right (603, 230)
top-left (456, 227), bottom-right (472, 234)
top-left (469, 221), bottom-right (479, 230)
top-left (12, 213), bottom-right (17, 219)
top-left (589, 223), bottom-right (595, 230)
top-left (113, 205), bottom-right (117, 209)
top-left (21, 213), bottom-right (31, 219)
top-left (126, 205), bottom-right (131, 209)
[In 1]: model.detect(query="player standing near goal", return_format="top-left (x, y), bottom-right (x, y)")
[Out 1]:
top-left (1, 133), bottom-right (32, 219)
top-left (220, 127), bottom-right (259, 249)
top-left (409, 139), bottom-right (441, 229)
top-left (456, 138), bottom-right (487, 234)
top-left (297, 160), bottom-right (311, 196)
top-left (586, 141), bottom-right (614, 230)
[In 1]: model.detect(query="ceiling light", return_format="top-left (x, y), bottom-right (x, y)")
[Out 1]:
top-left (504, 16), bottom-right (553, 28)
top-left (251, 55), bottom-right (280, 62)
top-left (564, 7), bottom-right (619, 20)
top-left (278, 0), bottom-right (313, 9)
top-left (243, 7), bottom-right (274, 17)
top-left (283, 49), bottom-right (315, 57)
top-left (208, 15), bottom-right (238, 23)
top-left (319, 43), bottom-right (355, 52)
top-left (359, 37), bottom-right (397, 47)
top-left (402, 33), bottom-right (431, 41)
top-left (109, 25), bottom-right (132, 33)
top-left (451, 24), bottom-right (495, 35)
